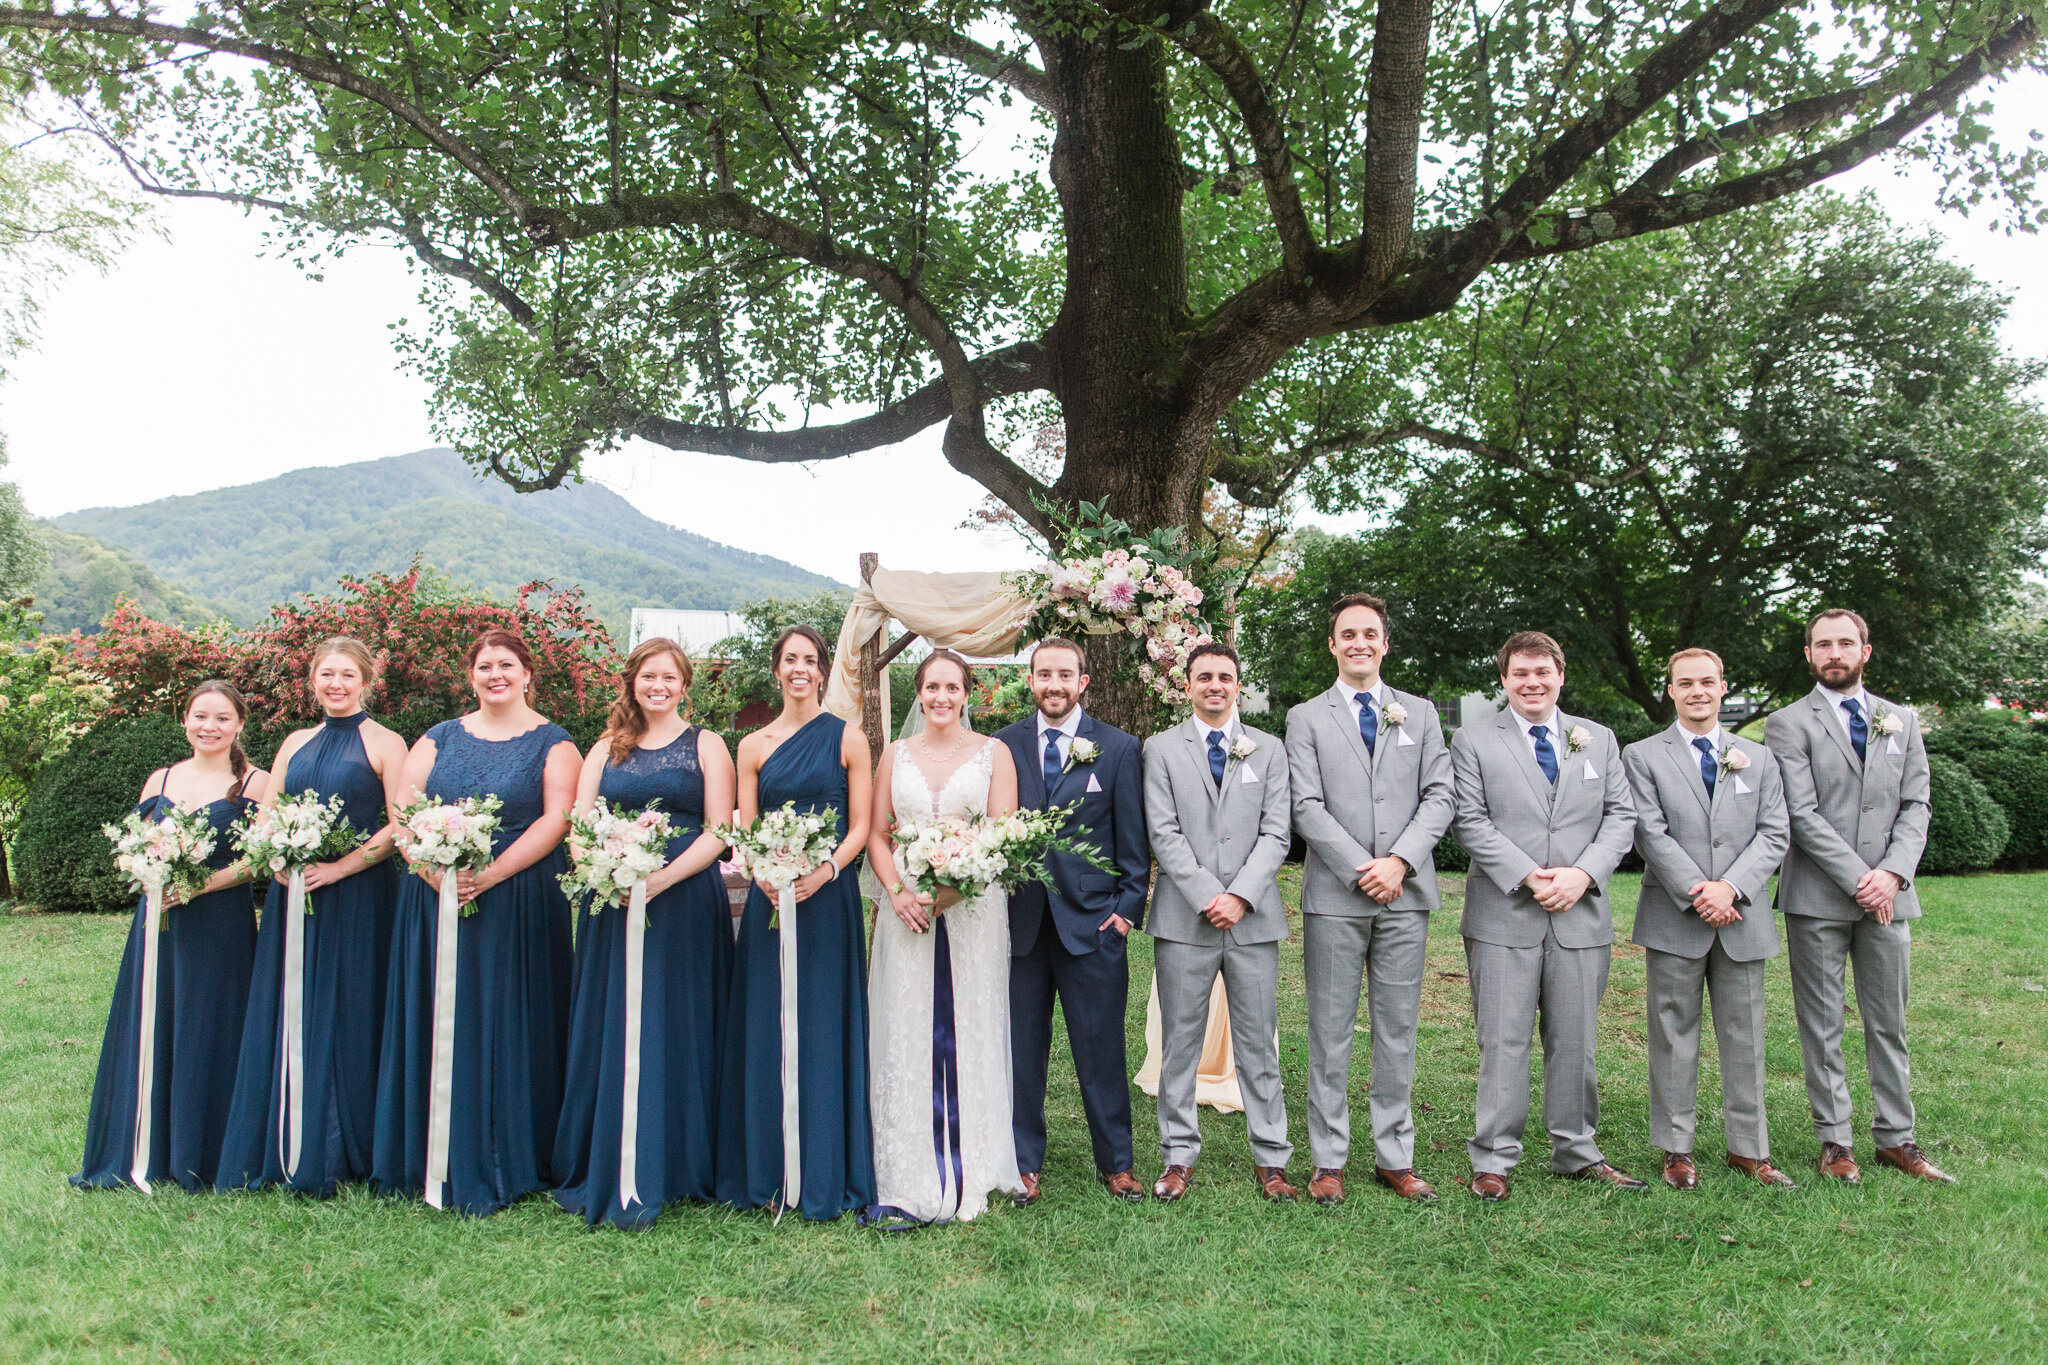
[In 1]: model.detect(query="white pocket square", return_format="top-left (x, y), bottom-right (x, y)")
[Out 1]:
top-left (1086, 773), bottom-right (1103, 793)
top-left (1733, 774), bottom-right (1753, 794)
top-left (1886, 735), bottom-right (1901, 755)
top-left (1396, 728), bottom-right (1416, 747)
top-left (1239, 764), bottom-right (1259, 784)
top-left (1583, 759), bottom-right (1600, 780)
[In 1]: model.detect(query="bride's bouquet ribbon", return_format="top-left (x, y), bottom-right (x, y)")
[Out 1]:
top-left (397, 793), bottom-right (504, 1210)
top-left (104, 806), bottom-right (218, 1192)
top-left (714, 802), bottom-right (839, 1218)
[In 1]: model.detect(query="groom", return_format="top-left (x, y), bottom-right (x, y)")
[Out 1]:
top-left (997, 637), bottom-right (1152, 1205)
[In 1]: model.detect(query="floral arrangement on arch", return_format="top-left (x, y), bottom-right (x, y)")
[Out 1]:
top-left (1006, 500), bottom-right (1221, 701)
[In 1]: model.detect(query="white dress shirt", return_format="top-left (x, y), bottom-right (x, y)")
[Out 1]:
top-left (1512, 707), bottom-right (1562, 769)
top-left (1342, 678), bottom-right (1388, 729)
top-left (1036, 709), bottom-right (1084, 770)
top-left (1820, 683), bottom-right (1871, 740)
top-left (1675, 721), bottom-right (1725, 758)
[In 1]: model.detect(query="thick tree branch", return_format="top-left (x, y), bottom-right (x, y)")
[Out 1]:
top-left (1354, 0), bottom-right (1434, 283)
top-left (1622, 80), bottom-right (1887, 200)
top-left (852, 10), bottom-right (1054, 107)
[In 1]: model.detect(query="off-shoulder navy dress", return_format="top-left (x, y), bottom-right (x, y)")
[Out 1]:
top-left (74, 789), bottom-right (257, 1192)
top-left (218, 711), bottom-right (400, 1195)
top-left (553, 728), bottom-right (734, 1227)
top-left (371, 718), bottom-right (575, 1215)
top-left (715, 712), bottom-right (876, 1219)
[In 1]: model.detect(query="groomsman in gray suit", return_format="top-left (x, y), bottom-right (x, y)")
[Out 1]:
top-left (1765, 608), bottom-right (1951, 1185)
top-left (1285, 592), bottom-right (1454, 1204)
top-left (1451, 631), bottom-right (1641, 1200)
top-left (1624, 648), bottom-right (1795, 1191)
top-left (1143, 641), bottom-right (1298, 1202)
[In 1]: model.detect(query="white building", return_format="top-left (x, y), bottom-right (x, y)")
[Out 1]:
top-left (628, 608), bottom-right (747, 656)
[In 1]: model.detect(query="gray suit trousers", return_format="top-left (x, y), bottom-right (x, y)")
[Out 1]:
top-left (1303, 911), bottom-right (1429, 1170)
top-left (1466, 925), bottom-right (1610, 1175)
top-left (1645, 943), bottom-right (1769, 1159)
top-left (1154, 937), bottom-right (1293, 1168)
top-left (1783, 913), bottom-right (1915, 1147)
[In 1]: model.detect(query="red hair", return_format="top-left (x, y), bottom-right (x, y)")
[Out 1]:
top-left (466, 628), bottom-right (535, 673)
top-left (605, 638), bottom-right (694, 765)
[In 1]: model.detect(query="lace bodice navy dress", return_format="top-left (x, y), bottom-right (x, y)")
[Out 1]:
top-left (553, 728), bottom-right (734, 1227)
top-left (218, 711), bottom-right (401, 1195)
top-left (371, 718), bottom-right (575, 1215)
top-left (715, 712), bottom-right (876, 1219)
top-left (75, 787), bottom-right (257, 1191)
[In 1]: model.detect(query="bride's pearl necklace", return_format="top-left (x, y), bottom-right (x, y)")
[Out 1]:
top-left (919, 727), bottom-right (968, 762)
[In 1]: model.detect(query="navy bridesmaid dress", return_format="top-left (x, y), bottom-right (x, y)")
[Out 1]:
top-left (371, 719), bottom-right (575, 1215)
top-left (715, 712), bottom-right (876, 1220)
top-left (218, 712), bottom-right (400, 1195)
top-left (75, 789), bottom-right (257, 1192)
top-left (553, 728), bottom-right (734, 1227)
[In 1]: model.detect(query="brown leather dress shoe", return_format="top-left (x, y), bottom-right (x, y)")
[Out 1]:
top-left (1153, 1165), bottom-right (1192, 1202)
top-left (1099, 1169), bottom-right (1148, 1202)
top-left (1726, 1154), bottom-right (1797, 1188)
top-left (1569, 1161), bottom-right (1649, 1191)
top-left (1254, 1165), bottom-right (1299, 1201)
top-left (1819, 1142), bottom-right (1861, 1184)
top-left (1374, 1167), bottom-right (1438, 1201)
top-left (1469, 1171), bottom-right (1509, 1202)
top-left (1875, 1142), bottom-right (1958, 1185)
top-left (1662, 1151), bottom-right (1699, 1191)
top-left (1013, 1171), bottom-right (1041, 1207)
top-left (1307, 1168), bottom-right (1346, 1205)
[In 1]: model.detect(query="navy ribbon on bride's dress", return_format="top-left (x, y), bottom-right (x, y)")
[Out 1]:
top-left (862, 913), bottom-right (966, 1230)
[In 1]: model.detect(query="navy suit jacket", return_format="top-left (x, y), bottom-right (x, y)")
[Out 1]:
top-left (996, 711), bottom-right (1151, 957)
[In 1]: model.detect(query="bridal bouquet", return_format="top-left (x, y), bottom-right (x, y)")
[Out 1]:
top-left (104, 807), bottom-right (219, 917)
top-left (233, 792), bottom-right (364, 899)
top-left (397, 794), bottom-right (504, 914)
top-left (892, 801), bottom-right (1114, 910)
top-left (714, 801), bottom-right (839, 926)
top-left (560, 800), bottom-right (674, 910)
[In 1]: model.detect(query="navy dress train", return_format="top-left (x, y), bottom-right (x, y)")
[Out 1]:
top-left (715, 712), bottom-right (876, 1220)
top-left (371, 719), bottom-right (575, 1215)
top-left (553, 729), bottom-right (734, 1227)
top-left (75, 790), bottom-right (257, 1191)
top-left (218, 712), bottom-right (401, 1195)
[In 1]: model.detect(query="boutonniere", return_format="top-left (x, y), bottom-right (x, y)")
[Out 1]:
top-left (1870, 706), bottom-right (1904, 736)
top-left (1718, 744), bottom-right (1751, 773)
top-left (1228, 733), bottom-right (1258, 764)
top-left (1062, 736), bottom-right (1100, 773)
top-left (1381, 701), bottom-right (1408, 728)
top-left (1565, 725), bottom-right (1592, 754)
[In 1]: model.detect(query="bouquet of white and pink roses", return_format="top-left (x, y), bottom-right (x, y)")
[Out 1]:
top-left (397, 794), bottom-right (504, 915)
top-left (104, 806), bottom-right (219, 918)
top-left (560, 800), bottom-right (675, 910)
top-left (714, 801), bottom-right (839, 926)
top-left (892, 801), bottom-right (1113, 911)
top-left (233, 792), bottom-right (364, 900)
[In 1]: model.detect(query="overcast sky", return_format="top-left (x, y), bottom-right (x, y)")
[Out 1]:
top-left (4, 69), bottom-right (2042, 587)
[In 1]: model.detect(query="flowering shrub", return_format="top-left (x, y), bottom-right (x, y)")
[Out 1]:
top-left (0, 598), bottom-right (115, 889)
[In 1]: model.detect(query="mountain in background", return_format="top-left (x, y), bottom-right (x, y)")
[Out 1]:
top-left (46, 448), bottom-right (839, 629)
top-left (33, 526), bottom-right (225, 633)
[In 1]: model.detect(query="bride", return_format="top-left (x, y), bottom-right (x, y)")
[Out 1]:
top-left (865, 649), bottom-right (1024, 1223)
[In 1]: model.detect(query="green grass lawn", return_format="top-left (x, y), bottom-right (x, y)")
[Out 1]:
top-left (3, 872), bottom-right (2045, 1363)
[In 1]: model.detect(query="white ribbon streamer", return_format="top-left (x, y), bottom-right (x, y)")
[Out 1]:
top-left (776, 884), bottom-right (802, 1220)
top-left (279, 867), bottom-right (308, 1180)
top-left (424, 870), bottom-right (462, 1210)
top-left (129, 884), bottom-right (164, 1193)
top-left (617, 880), bottom-right (649, 1211)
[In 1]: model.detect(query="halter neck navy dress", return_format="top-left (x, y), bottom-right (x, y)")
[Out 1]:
top-left (371, 718), bottom-right (575, 1215)
top-left (553, 728), bottom-right (734, 1227)
top-left (74, 789), bottom-right (257, 1191)
top-left (716, 712), bottom-right (875, 1219)
top-left (218, 711), bottom-right (400, 1195)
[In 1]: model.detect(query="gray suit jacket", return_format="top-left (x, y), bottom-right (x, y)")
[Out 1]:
top-left (1143, 718), bottom-right (1292, 945)
top-left (1285, 683), bottom-right (1455, 917)
top-left (1451, 709), bottom-right (1637, 949)
top-left (1765, 685), bottom-right (1930, 922)
top-left (1624, 726), bottom-right (1789, 962)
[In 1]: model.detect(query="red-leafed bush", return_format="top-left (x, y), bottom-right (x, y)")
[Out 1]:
top-left (74, 559), bottom-right (621, 724)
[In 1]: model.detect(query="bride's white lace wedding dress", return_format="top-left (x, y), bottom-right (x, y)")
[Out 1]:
top-left (868, 738), bottom-right (1022, 1222)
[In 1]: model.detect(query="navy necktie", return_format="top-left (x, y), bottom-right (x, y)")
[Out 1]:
top-left (1531, 722), bottom-right (1558, 784)
top-left (1355, 692), bottom-right (1378, 756)
top-left (1843, 697), bottom-right (1867, 764)
top-left (1693, 734), bottom-right (1717, 799)
top-left (1208, 729), bottom-right (1227, 787)
top-left (1043, 730), bottom-right (1063, 787)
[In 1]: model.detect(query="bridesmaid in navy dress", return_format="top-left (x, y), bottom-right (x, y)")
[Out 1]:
top-left (371, 628), bottom-right (580, 1215)
top-left (75, 680), bottom-right (269, 1192)
top-left (554, 637), bottom-right (737, 1226)
top-left (716, 624), bottom-right (876, 1219)
top-left (218, 637), bottom-right (408, 1195)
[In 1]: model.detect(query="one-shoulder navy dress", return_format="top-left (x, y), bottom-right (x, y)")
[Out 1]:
top-left (371, 719), bottom-right (575, 1215)
top-left (553, 728), bottom-right (734, 1227)
top-left (715, 712), bottom-right (875, 1219)
top-left (75, 791), bottom-right (257, 1192)
top-left (218, 712), bottom-right (400, 1195)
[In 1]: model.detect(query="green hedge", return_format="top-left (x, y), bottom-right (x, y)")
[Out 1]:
top-left (1927, 711), bottom-right (2048, 869)
top-left (1921, 755), bottom-right (2010, 875)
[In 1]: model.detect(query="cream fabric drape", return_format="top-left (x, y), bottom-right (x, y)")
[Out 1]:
top-left (1133, 972), bottom-right (1244, 1114)
top-left (822, 567), bottom-right (1035, 741)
